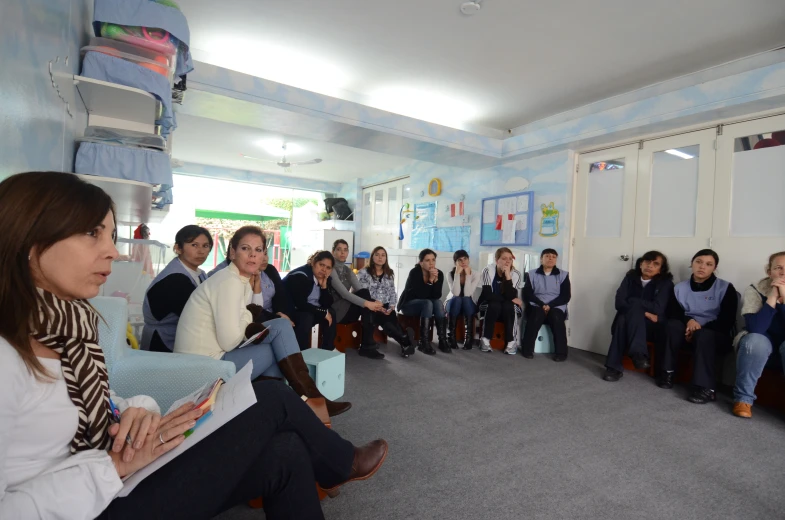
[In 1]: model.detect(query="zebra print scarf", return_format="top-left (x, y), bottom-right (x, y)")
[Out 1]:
top-left (32, 290), bottom-right (112, 453)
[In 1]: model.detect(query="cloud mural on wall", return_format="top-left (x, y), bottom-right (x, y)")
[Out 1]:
top-left (503, 177), bottom-right (530, 192)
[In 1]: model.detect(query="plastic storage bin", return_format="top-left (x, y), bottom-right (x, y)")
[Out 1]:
top-left (301, 349), bottom-right (345, 401)
top-left (99, 22), bottom-right (179, 57)
top-left (82, 37), bottom-right (174, 83)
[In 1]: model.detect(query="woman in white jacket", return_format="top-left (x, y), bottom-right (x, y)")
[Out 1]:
top-left (0, 172), bottom-right (386, 520)
top-left (445, 250), bottom-right (481, 350)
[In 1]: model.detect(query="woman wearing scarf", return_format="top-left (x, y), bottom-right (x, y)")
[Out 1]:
top-left (0, 172), bottom-right (385, 519)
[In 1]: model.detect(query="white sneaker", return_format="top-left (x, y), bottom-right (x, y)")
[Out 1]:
top-left (480, 338), bottom-right (492, 352)
top-left (504, 342), bottom-right (517, 355)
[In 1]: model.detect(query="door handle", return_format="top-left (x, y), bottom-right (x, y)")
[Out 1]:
top-left (619, 254), bottom-right (630, 261)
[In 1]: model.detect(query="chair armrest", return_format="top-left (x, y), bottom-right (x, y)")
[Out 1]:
top-left (109, 350), bottom-right (237, 414)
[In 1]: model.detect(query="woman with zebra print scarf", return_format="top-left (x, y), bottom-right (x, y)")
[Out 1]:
top-left (0, 172), bottom-right (387, 520)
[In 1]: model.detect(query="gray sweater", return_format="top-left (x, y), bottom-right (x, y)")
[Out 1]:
top-left (330, 263), bottom-right (367, 322)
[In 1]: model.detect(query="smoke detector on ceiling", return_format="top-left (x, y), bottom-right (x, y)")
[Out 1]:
top-left (460, 1), bottom-right (481, 15)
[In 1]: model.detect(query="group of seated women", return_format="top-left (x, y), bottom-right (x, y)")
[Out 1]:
top-left (0, 172), bottom-right (388, 520)
top-left (602, 248), bottom-right (785, 417)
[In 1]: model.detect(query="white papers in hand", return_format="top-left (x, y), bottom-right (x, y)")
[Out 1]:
top-left (237, 332), bottom-right (264, 349)
top-left (118, 361), bottom-right (257, 497)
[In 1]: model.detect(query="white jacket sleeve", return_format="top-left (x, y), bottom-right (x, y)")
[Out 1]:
top-left (213, 277), bottom-right (253, 352)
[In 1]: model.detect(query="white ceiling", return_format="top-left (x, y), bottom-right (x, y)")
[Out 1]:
top-left (172, 113), bottom-right (412, 182)
top-left (178, 0), bottom-right (785, 130)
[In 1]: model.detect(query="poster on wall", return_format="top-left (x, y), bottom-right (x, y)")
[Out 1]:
top-left (413, 201), bottom-right (437, 229)
top-left (480, 191), bottom-right (534, 246)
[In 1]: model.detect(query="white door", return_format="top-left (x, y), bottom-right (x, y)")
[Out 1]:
top-left (711, 115), bottom-right (785, 290)
top-left (632, 129), bottom-right (717, 283)
top-left (361, 178), bottom-right (410, 252)
top-left (570, 145), bottom-right (640, 354)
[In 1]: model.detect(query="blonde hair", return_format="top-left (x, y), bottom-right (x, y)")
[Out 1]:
top-left (495, 247), bottom-right (513, 261)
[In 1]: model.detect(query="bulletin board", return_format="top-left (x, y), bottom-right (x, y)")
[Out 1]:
top-left (480, 191), bottom-right (534, 246)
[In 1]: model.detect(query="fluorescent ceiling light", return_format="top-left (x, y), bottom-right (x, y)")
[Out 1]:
top-left (664, 149), bottom-right (694, 159)
top-left (368, 87), bottom-right (479, 128)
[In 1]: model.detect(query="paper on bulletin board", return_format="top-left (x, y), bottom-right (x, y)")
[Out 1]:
top-left (482, 200), bottom-right (496, 223)
top-left (498, 197), bottom-right (516, 217)
top-left (502, 218), bottom-right (515, 243)
top-left (515, 215), bottom-right (528, 231)
top-left (517, 195), bottom-right (529, 213)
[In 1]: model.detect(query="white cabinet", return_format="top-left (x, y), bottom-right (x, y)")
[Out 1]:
top-left (361, 178), bottom-right (412, 252)
top-left (290, 229), bottom-right (354, 269)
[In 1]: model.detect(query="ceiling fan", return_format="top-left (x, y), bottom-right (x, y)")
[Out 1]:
top-left (240, 143), bottom-right (322, 172)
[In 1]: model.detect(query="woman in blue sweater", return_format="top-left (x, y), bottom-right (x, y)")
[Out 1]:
top-left (602, 251), bottom-right (673, 382)
top-left (731, 251), bottom-right (785, 418)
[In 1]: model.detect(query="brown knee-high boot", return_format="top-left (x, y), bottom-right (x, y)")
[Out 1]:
top-left (278, 353), bottom-right (352, 417)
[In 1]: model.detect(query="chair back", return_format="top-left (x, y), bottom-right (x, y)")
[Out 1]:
top-left (90, 296), bottom-right (129, 373)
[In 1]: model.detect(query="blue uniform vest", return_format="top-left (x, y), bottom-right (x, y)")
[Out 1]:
top-left (674, 277), bottom-right (729, 326)
top-left (527, 268), bottom-right (568, 313)
top-left (141, 258), bottom-right (205, 350)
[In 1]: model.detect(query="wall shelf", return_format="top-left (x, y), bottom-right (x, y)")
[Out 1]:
top-left (73, 75), bottom-right (158, 127)
top-left (77, 174), bottom-right (152, 225)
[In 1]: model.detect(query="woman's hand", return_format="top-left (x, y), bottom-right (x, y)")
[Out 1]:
top-left (108, 407), bottom-right (161, 463)
top-left (771, 278), bottom-right (785, 304)
top-left (502, 265), bottom-right (511, 280)
top-left (512, 298), bottom-right (523, 307)
top-left (277, 312), bottom-right (295, 327)
top-left (455, 265), bottom-right (464, 275)
top-left (325, 311), bottom-right (333, 326)
top-left (364, 300), bottom-right (384, 312)
top-left (250, 273), bottom-right (262, 294)
top-left (428, 268), bottom-right (439, 283)
top-left (317, 276), bottom-right (328, 289)
top-left (644, 312), bottom-right (658, 323)
top-left (110, 403), bottom-right (202, 478)
top-left (686, 319), bottom-right (701, 334)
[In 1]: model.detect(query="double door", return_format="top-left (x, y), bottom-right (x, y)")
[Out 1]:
top-left (570, 114), bottom-right (785, 354)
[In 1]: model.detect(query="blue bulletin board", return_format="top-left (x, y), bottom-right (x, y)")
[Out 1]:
top-left (480, 191), bottom-right (534, 246)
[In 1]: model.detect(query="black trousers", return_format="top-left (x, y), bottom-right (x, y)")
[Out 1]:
top-left (661, 319), bottom-right (733, 389)
top-left (294, 309), bottom-right (337, 351)
top-left (521, 306), bottom-right (568, 357)
top-left (605, 303), bottom-right (664, 372)
top-left (98, 380), bottom-right (354, 520)
top-left (337, 288), bottom-right (377, 347)
top-left (483, 300), bottom-right (515, 342)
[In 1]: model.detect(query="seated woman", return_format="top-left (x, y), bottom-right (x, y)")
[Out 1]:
top-left (478, 247), bottom-right (522, 355)
top-left (398, 249), bottom-right (447, 355)
top-left (358, 246), bottom-right (417, 358)
top-left (662, 249), bottom-right (738, 404)
top-left (602, 251), bottom-right (673, 382)
top-left (284, 251), bottom-right (338, 352)
top-left (141, 225), bottom-right (212, 352)
top-left (329, 239), bottom-right (385, 360)
top-left (0, 171), bottom-right (385, 520)
top-left (521, 248), bottom-right (570, 361)
top-left (444, 250), bottom-right (480, 350)
top-left (175, 227), bottom-right (350, 417)
top-left (731, 251), bottom-right (785, 418)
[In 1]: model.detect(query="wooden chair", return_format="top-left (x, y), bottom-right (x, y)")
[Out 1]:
top-left (622, 342), bottom-right (657, 377)
top-left (397, 314), bottom-right (433, 341)
top-left (331, 321), bottom-right (362, 353)
top-left (474, 318), bottom-right (505, 350)
top-left (753, 368), bottom-right (785, 414)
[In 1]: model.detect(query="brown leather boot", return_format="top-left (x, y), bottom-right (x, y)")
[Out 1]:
top-left (277, 354), bottom-right (352, 417)
top-left (732, 402), bottom-right (752, 419)
top-left (323, 439), bottom-right (388, 492)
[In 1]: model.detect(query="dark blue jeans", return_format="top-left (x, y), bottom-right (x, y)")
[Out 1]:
top-left (400, 298), bottom-right (445, 319)
top-left (447, 297), bottom-right (477, 318)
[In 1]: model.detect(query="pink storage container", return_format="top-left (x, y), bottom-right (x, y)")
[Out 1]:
top-left (81, 37), bottom-right (175, 83)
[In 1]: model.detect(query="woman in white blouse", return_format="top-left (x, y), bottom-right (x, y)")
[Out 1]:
top-left (0, 172), bottom-right (386, 519)
top-left (444, 250), bottom-right (481, 350)
top-left (175, 226), bottom-right (350, 417)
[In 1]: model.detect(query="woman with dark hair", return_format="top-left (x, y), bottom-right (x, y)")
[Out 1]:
top-left (602, 251), bottom-right (674, 382)
top-left (358, 246), bottom-right (417, 358)
top-left (521, 248), bottom-right (570, 361)
top-left (0, 172), bottom-right (386, 520)
top-left (142, 225), bottom-right (213, 352)
top-left (662, 249), bottom-right (738, 404)
top-left (176, 228), bottom-right (350, 416)
top-left (398, 249), bottom-right (447, 355)
top-left (479, 247), bottom-right (523, 355)
top-left (330, 239), bottom-right (385, 359)
top-left (445, 249), bottom-right (480, 350)
top-left (283, 251), bottom-right (338, 352)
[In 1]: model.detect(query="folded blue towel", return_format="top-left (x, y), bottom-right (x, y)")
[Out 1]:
top-left (75, 141), bottom-right (173, 190)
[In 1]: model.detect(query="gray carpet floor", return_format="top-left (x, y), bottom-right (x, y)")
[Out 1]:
top-left (216, 344), bottom-right (785, 520)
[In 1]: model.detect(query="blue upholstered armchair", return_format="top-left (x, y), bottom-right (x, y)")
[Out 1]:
top-left (91, 296), bottom-right (236, 412)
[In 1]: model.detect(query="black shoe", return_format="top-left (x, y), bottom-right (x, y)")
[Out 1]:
top-left (630, 354), bottom-right (651, 370)
top-left (400, 327), bottom-right (416, 357)
top-left (522, 352), bottom-right (534, 359)
top-left (418, 317), bottom-right (436, 355)
top-left (461, 319), bottom-right (473, 349)
top-left (656, 371), bottom-right (674, 389)
top-left (688, 387), bottom-right (716, 404)
top-left (435, 317), bottom-right (451, 353)
top-left (447, 315), bottom-right (459, 349)
top-left (553, 354), bottom-right (567, 362)
top-left (602, 367), bottom-right (623, 382)
top-left (358, 347), bottom-right (385, 359)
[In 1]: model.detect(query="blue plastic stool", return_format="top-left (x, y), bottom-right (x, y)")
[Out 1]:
top-left (533, 324), bottom-right (554, 354)
top-left (302, 348), bottom-right (345, 401)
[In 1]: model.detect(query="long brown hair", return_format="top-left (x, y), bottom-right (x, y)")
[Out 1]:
top-left (0, 172), bottom-right (115, 379)
top-left (366, 246), bottom-right (394, 280)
